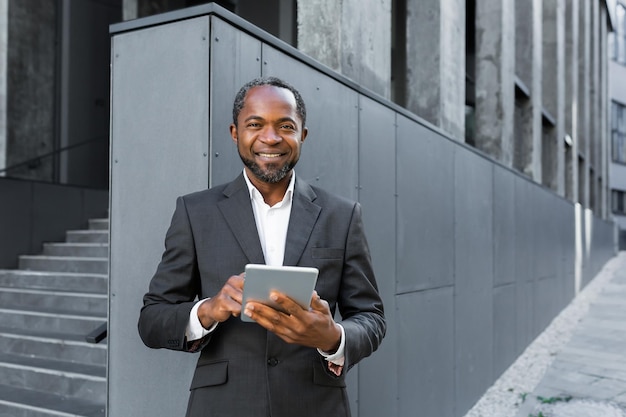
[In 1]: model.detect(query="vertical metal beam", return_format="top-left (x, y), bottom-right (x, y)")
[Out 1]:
top-left (0, 0), bottom-right (7, 174)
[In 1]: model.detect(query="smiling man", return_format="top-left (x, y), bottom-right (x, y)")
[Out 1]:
top-left (138, 77), bottom-right (385, 417)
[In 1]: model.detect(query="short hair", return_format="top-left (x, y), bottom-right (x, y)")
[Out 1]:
top-left (232, 77), bottom-right (307, 127)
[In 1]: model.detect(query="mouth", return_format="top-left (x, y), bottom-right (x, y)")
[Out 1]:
top-left (254, 151), bottom-right (289, 161)
top-left (256, 152), bottom-right (283, 158)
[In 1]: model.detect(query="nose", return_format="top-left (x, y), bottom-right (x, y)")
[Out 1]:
top-left (259, 126), bottom-right (281, 144)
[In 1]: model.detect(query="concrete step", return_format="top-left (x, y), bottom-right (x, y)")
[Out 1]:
top-left (0, 287), bottom-right (107, 316)
top-left (42, 242), bottom-right (108, 258)
top-left (0, 306), bottom-right (105, 336)
top-left (66, 230), bottom-right (108, 244)
top-left (0, 270), bottom-right (107, 294)
top-left (0, 327), bottom-right (106, 367)
top-left (87, 218), bottom-right (109, 231)
top-left (0, 216), bottom-right (109, 416)
top-left (0, 384), bottom-right (105, 417)
top-left (0, 352), bottom-right (106, 404)
top-left (18, 256), bottom-right (108, 274)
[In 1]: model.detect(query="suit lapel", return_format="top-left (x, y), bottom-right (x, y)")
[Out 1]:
top-left (218, 175), bottom-right (265, 265)
top-left (283, 179), bottom-right (321, 266)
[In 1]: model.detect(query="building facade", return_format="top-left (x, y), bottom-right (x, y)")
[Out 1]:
top-left (0, 1), bottom-right (619, 416)
top-left (609, 0), bottom-right (626, 247)
top-left (0, 0), bottom-right (616, 221)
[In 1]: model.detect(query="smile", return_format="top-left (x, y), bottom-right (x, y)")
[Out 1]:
top-left (256, 153), bottom-right (283, 158)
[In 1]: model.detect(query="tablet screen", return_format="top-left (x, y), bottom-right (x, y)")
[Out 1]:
top-left (241, 264), bottom-right (319, 322)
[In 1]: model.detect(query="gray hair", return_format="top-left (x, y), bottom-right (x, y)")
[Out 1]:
top-left (232, 77), bottom-right (307, 126)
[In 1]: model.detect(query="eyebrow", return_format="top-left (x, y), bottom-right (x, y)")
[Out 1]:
top-left (243, 115), bottom-right (297, 124)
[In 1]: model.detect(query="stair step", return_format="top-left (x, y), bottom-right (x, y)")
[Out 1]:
top-left (42, 243), bottom-right (108, 258)
top-left (0, 384), bottom-right (104, 417)
top-left (18, 256), bottom-right (108, 274)
top-left (0, 327), bottom-right (106, 367)
top-left (0, 307), bottom-right (105, 336)
top-left (0, 270), bottom-right (107, 293)
top-left (66, 230), bottom-right (108, 244)
top-left (0, 217), bottom-right (109, 416)
top-left (0, 287), bottom-right (107, 315)
top-left (0, 352), bottom-right (106, 404)
top-left (88, 218), bottom-right (109, 231)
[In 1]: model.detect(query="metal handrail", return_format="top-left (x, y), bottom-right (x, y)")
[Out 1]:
top-left (86, 322), bottom-right (108, 344)
top-left (0, 136), bottom-right (107, 175)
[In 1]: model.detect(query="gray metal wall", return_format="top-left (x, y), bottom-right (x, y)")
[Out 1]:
top-left (0, 178), bottom-right (108, 268)
top-left (108, 7), bottom-right (617, 417)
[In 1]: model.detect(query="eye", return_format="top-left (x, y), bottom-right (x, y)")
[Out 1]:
top-left (280, 124), bottom-right (295, 131)
top-left (247, 122), bottom-right (261, 128)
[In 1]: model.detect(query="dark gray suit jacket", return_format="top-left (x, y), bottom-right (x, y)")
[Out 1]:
top-left (138, 174), bottom-right (385, 417)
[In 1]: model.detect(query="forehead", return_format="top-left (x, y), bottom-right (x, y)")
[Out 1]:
top-left (241, 85), bottom-right (298, 118)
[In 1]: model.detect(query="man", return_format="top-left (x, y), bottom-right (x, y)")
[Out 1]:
top-left (138, 77), bottom-right (385, 417)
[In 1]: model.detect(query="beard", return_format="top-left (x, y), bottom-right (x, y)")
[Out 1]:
top-left (239, 154), bottom-right (295, 184)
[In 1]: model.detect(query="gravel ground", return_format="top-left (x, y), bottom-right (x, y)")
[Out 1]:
top-left (535, 399), bottom-right (626, 417)
top-left (462, 255), bottom-right (623, 417)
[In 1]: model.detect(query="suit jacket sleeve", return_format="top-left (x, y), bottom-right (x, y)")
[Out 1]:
top-left (336, 202), bottom-right (386, 372)
top-left (137, 196), bottom-right (208, 351)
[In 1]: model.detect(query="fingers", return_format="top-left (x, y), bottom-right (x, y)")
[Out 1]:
top-left (309, 290), bottom-right (330, 314)
top-left (244, 291), bottom-right (339, 350)
top-left (243, 302), bottom-right (284, 326)
top-left (200, 273), bottom-right (245, 324)
top-left (270, 291), bottom-right (309, 317)
top-left (223, 278), bottom-right (244, 305)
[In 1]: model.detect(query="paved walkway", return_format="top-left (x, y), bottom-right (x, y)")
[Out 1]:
top-left (465, 252), bottom-right (626, 417)
top-left (515, 252), bottom-right (626, 417)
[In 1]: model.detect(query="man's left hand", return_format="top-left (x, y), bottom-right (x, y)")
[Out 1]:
top-left (244, 290), bottom-right (341, 352)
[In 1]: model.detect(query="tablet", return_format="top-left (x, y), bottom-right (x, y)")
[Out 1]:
top-left (241, 264), bottom-right (319, 322)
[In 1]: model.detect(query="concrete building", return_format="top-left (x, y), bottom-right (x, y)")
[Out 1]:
top-left (609, 0), bottom-right (626, 247)
top-left (0, 0), bottom-right (615, 217)
top-left (0, 1), bottom-right (619, 417)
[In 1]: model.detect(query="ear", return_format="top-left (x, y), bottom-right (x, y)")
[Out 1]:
top-left (230, 124), bottom-right (238, 144)
top-left (300, 127), bottom-right (308, 143)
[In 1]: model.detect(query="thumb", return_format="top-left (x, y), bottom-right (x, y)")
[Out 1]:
top-left (310, 290), bottom-right (327, 312)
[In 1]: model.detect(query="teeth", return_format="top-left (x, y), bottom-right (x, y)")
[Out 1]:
top-left (258, 153), bottom-right (281, 158)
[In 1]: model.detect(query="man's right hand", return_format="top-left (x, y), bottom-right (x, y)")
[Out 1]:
top-left (197, 273), bottom-right (245, 329)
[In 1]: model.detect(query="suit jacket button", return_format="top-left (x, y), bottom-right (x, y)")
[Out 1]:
top-left (267, 358), bottom-right (279, 366)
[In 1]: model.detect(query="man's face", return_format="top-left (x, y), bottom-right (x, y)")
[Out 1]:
top-left (230, 85), bottom-right (307, 185)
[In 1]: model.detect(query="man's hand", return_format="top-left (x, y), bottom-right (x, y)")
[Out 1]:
top-left (197, 273), bottom-right (245, 329)
top-left (244, 290), bottom-right (342, 352)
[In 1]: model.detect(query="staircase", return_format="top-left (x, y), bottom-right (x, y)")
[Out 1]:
top-left (0, 218), bottom-right (108, 417)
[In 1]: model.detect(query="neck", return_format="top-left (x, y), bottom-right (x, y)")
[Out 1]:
top-left (246, 168), bottom-right (292, 207)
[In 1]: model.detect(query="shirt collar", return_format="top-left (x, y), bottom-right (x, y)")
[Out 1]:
top-left (242, 169), bottom-right (296, 205)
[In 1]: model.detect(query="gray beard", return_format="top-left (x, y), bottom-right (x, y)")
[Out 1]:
top-left (239, 155), bottom-right (294, 184)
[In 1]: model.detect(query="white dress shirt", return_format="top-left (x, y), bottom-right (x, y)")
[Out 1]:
top-left (185, 171), bottom-right (345, 366)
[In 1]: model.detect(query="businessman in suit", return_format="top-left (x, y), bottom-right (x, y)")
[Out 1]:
top-left (138, 77), bottom-right (385, 417)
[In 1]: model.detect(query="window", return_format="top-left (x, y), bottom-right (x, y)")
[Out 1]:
top-left (610, 1), bottom-right (626, 64)
top-left (612, 189), bottom-right (626, 215)
top-left (612, 101), bottom-right (626, 164)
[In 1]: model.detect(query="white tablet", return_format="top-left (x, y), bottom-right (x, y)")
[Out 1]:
top-left (241, 264), bottom-right (319, 322)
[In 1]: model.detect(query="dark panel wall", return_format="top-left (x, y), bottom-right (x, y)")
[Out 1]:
top-left (108, 15), bottom-right (210, 417)
top-left (356, 96), bottom-right (398, 416)
top-left (108, 9), bottom-right (617, 417)
top-left (6, 0), bottom-right (56, 181)
top-left (397, 116), bottom-right (455, 293)
top-left (0, 178), bottom-right (108, 268)
top-left (60, 0), bottom-right (120, 188)
top-left (454, 149), bottom-right (494, 413)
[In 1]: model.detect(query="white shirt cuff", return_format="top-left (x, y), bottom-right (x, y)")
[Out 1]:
top-left (317, 323), bottom-right (345, 366)
top-left (185, 298), bottom-right (218, 341)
